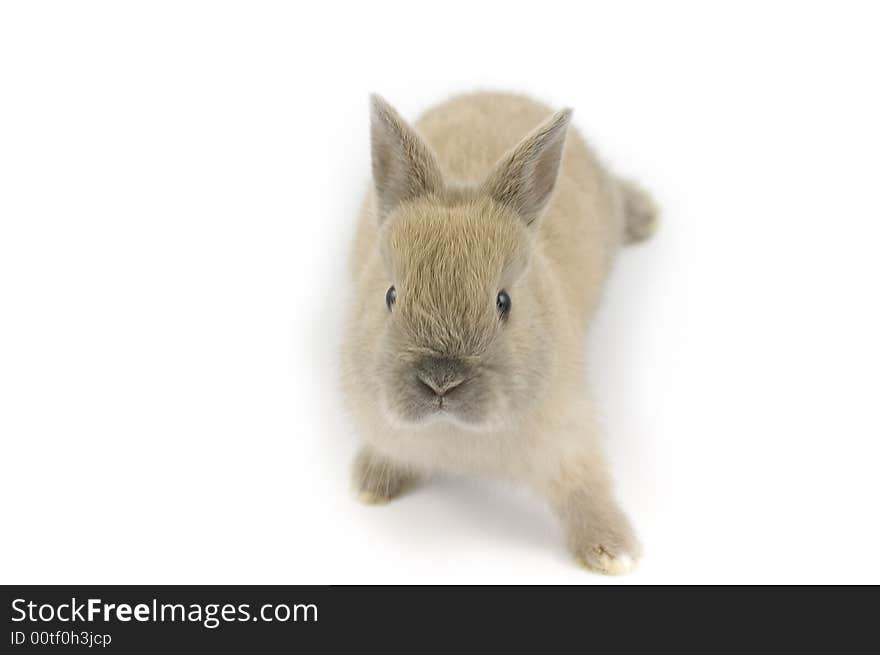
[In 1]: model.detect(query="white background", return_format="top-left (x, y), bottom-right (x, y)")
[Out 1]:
top-left (2, 1), bottom-right (878, 584)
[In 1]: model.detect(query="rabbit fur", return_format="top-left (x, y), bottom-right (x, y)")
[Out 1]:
top-left (340, 91), bottom-right (657, 574)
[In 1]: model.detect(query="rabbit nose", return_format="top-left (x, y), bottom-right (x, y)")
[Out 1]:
top-left (419, 375), bottom-right (463, 397)
top-left (416, 356), bottom-right (469, 397)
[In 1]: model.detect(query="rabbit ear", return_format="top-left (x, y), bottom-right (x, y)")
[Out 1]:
top-left (369, 95), bottom-right (444, 220)
top-left (482, 108), bottom-right (572, 226)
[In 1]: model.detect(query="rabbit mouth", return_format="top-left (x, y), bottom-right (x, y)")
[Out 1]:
top-left (423, 394), bottom-right (455, 417)
top-left (431, 395), bottom-right (456, 415)
top-left (405, 377), bottom-right (491, 426)
top-left (378, 356), bottom-right (496, 427)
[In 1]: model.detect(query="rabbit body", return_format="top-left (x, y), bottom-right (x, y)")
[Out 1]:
top-left (341, 92), bottom-right (656, 574)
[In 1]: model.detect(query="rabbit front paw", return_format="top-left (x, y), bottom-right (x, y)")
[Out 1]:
top-left (574, 540), bottom-right (641, 575)
top-left (563, 495), bottom-right (642, 575)
top-left (352, 445), bottom-right (418, 505)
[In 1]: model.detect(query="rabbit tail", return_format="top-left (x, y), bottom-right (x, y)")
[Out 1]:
top-left (617, 178), bottom-right (659, 244)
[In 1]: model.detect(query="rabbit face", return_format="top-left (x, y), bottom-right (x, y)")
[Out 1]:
top-left (362, 95), bottom-right (571, 430)
top-left (374, 198), bottom-right (550, 430)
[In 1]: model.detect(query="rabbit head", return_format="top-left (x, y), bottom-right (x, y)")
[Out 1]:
top-left (368, 95), bottom-right (571, 430)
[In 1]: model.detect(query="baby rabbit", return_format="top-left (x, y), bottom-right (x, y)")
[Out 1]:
top-left (341, 92), bottom-right (657, 574)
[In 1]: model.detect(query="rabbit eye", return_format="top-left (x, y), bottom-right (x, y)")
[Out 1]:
top-left (496, 290), bottom-right (511, 319)
top-left (386, 286), bottom-right (397, 310)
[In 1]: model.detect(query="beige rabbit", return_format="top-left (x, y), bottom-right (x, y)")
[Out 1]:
top-left (340, 91), bottom-right (657, 574)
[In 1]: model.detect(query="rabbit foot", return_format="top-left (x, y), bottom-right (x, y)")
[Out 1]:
top-left (352, 445), bottom-right (418, 505)
top-left (357, 491), bottom-right (393, 505)
top-left (560, 488), bottom-right (642, 575)
top-left (575, 542), bottom-right (640, 575)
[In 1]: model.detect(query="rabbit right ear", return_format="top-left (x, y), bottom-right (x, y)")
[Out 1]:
top-left (369, 95), bottom-right (444, 221)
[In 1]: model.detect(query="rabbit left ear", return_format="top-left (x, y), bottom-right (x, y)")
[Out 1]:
top-left (369, 94), bottom-right (445, 221)
top-left (481, 108), bottom-right (572, 226)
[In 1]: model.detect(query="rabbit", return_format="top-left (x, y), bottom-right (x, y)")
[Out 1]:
top-left (340, 91), bottom-right (657, 574)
